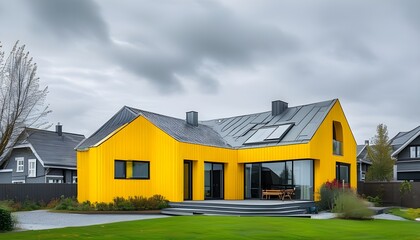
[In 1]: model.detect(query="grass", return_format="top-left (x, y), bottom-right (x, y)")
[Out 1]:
top-left (390, 208), bottom-right (420, 221)
top-left (1, 216), bottom-right (420, 239)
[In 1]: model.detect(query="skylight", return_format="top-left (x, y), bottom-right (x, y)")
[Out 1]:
top-left (266, 124), bottom-right (293, 140)
top-left (244, 124), bottom-right (293, 144)
top-left (244, 127), bottom-right (277, 144)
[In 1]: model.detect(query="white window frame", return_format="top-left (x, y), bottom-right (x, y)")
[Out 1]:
top-left (16, 157), bottom-right (24, 172)
top-left (28, 159), bottom-right (36, 178)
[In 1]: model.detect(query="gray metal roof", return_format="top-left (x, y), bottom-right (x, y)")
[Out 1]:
top-left (77, 106), bottom-right (230, 150)
top-left (17, 128), bottom-right (85, 167)
top-left (390, 125), bottom-right (420, 157)
top-left (201, 99), bottom-right (336, 148)
top-left (78, 99), bottom-right (337, 150)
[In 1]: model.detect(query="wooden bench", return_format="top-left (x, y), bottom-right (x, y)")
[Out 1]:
top-left (262, 188), bottom-right (295, 200)
top-left (262, 189), bottom-right (284, 199)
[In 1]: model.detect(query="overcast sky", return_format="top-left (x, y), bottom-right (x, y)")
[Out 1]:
top-left (1, 0), bottom-right (419, 144)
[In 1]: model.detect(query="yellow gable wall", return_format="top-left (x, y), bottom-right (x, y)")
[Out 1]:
top-left (78, 100), bottom-right (356, 203)
top-left (309, 100), bottom-right (356, 199)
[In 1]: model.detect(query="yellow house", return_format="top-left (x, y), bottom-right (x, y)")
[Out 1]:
top-left (76, 99), bottom-right (356, 203)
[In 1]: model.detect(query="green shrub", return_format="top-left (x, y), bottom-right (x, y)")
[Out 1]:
top-left (0, 200), bottom-right (13, 212)
top-left (113, 197), bottom-right (135, 211)
top-left (46, 198), bottom-right (61, 209)
top-left (55, 197), bottom-right (79, 210)
top-left (317, 179), bottom-right (349, 211)
top-left (130, 196), bottom-right (148, 210)
top-left (21, 199), bottom-right (42, 211)
top-left (95, 202), bottom-right (113, 211)
top-left (333, 192), bottom-right (374, 220)
top-left (366, 195), bottom-right (381, 207)
top-left (77, 201), bottom-right (94, 211)
top-left (0, 207), bottom-right (13, 231)
top-left (148, 195), bottom-right (169, 209)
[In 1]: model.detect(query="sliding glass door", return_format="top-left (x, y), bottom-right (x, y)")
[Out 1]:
top-left (244, 160), bottom-right (314, 200)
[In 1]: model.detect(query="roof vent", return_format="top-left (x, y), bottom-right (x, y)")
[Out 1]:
top-left (56, 123), bottom-right (63, 136)
top-left (272, 100), bottom-right (288, 116)
top-left (186, 111), bottom-right (198, 127)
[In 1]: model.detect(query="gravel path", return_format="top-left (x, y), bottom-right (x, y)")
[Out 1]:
top-left (13, 210), bottom-right (169, 230)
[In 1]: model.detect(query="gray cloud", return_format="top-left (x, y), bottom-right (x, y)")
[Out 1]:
top-left (26, 0), bottom-right (109, 42)
top-left (108, 1), bottom-right (299, 93)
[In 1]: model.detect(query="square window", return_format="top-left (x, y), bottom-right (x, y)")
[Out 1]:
top-left (115, 161), bottom-right (126, 179)
top-left (132, 161), bottom-right (149, 179)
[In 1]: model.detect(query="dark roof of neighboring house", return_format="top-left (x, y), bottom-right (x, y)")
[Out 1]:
top-left (77, 99), bottom-right (338, 150)
top-left (357, 144), bottom-right (371, 164)
top-left (390, 125), bottom-right (420, 157)
top-left (14, 128), bottom-right (85, 168)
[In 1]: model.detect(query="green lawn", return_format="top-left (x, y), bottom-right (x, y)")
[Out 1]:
top-left (1, 216), bottom-right (419, 239)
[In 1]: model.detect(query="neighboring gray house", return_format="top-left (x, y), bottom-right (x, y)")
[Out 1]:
top-left (357, 140), bottom-right (371, 181)
top-left (0, 125), bottom-right (85, 183)
top-left (390, 126), bottom-right (420, 182)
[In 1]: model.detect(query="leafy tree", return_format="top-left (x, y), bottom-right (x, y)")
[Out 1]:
top-left (0, 41), bottom-right (50, 158)
top-left (366, 124), bottom-right (395, 181)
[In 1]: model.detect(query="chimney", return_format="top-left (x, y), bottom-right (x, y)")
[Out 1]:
top-left (365, 140), bottom-right (369, 145)
top-left (272, 100), bottom-right (288, 116)
top-left (56, 123), bottom-right (62, 136)
top-left (186, 111), bottom-right (198, 127)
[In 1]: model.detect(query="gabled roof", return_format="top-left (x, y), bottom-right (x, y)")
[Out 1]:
top-left (201, 99), bottom-right (336, 148)
top-left (77, 99), bottom-right (337, 150)
top-left (390, 125), bottom-right (420, 157)
top-left (76, 106), bottom-right (230, 150)
top-left (13, 128), bottom-right (85, 168)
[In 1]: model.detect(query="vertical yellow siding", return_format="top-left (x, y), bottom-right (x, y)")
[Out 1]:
top-left (78, 100), bottom-right (356, 203)
top-left (309, 100), bottom-right (357, 200)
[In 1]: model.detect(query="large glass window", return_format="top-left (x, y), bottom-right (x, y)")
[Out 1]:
top-left (293, 160), bottom-right (313, 200)
top-left (115, 160), bottom-right (150, 179)
top-left (245, 160), bottom-right (314, 200)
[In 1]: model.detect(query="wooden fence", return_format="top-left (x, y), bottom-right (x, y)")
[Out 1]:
top-left (357, 181), bottom-right (420, 208)
top-left (0, 183), bottom-right (77, 203)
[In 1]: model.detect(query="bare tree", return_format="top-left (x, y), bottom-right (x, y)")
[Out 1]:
top-left (0, 41), bottom-right (50, 158)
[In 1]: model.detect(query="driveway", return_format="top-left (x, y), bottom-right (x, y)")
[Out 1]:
top-left (13, 210), bottom-right (169, 230)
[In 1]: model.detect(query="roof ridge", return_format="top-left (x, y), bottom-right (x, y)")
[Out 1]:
top-left (202, 99), bottom-right (336, 122)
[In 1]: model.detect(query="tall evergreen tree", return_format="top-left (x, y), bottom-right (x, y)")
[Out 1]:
top-left (366, 124), bottom-right (395, 181)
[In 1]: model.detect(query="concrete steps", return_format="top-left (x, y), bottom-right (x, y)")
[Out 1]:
top-left (161, 200), bottom-right (315, 216)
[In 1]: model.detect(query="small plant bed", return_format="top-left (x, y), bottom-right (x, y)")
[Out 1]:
top-left (389, 208), bottom-right (420, 221)
top-left (54, 195), bottom-right (169, 212)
